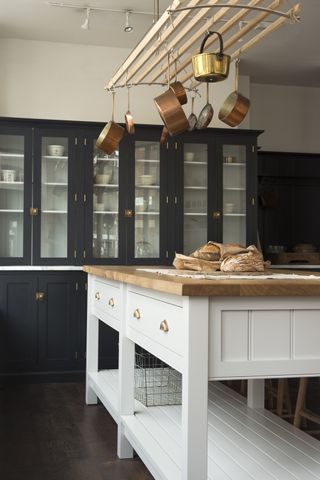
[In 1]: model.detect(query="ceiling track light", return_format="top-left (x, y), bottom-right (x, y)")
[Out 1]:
top-left (81, 7), bottom-right (90, 30)
top-left (124, 10), bottom-right (133, 33)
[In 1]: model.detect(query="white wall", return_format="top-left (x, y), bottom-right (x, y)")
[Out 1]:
top-left (0, 38), bottom-right (249, 128)
top-left (250, 83), bottom-right (320, 153)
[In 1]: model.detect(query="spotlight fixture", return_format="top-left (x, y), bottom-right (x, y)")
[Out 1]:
top-left (81, 8), bottom-right (90, 30)
top-left (124, 10), bottom-right (133, 33)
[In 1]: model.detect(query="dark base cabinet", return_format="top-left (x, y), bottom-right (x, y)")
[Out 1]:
top-left (0, 271), bottom-right (118, 379)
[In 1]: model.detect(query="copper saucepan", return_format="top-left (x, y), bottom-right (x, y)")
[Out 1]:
top-left (154, 89), bottom-right (189, 136)
top-left (124, 86), bottom-right (135, 135)
top-left (218, 60), bottom-right (250, 127)
top-left (170, 81), bottom-right (188, 105)
top-left (96, 91), bottom-right (124, 154)
top-left (192, 31), bottom-right (230, 83)
top-left (160, 125), bottom-right (169, 145)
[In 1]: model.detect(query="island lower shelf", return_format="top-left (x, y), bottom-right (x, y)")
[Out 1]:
top-left (88, 370), bottom-right (320, 480)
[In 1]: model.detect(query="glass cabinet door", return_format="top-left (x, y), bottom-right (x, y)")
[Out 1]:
top-left (222, 145), bottom-right (247, 245)
top-left (134, 141), bottom-right (160, 259)
top-left (0, 134), bottom-right (25, 259)
top-left (183, 143), bottom-right (208, 254)
top-left (39, 137), bottom-right (69, 258)
top-left (92, 144), bottom-right (119, 259)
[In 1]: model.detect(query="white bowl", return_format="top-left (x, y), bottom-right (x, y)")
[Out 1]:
top-left (2, 169), bottom-right (16, 182)
top-left (224, 203), bottom-right (235, 214)
top-left (95, 174), bottom-right (112, 184)
top-left (94, 203), bottom-right (105, 211)
top-left (140, 174), bottom-right (154, 186)
top-left (47, 145), bottom-right (65, 156)
top-left (185, 152), bottom-right (195, 162)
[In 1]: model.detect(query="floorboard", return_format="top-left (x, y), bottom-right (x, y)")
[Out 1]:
top-left (0, 382), bottom-right (154, 480)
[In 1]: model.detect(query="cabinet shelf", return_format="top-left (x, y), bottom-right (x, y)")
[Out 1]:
top-left (0, 152), bottom-right (24, 158)
top-left (0, 209), bottom-right (23, 213)
top-left (43, 182), bottom-right (68, 187)
top-left (42, 210), bottom-right (67, 214)
top-left (42, 155), bottom-right (68, 160)
top-left (136, 185), bottom-right (160, 189)
top-left (93, 184), bottom-right (119, 188)
top-left (94, 210), bottom-right (118, 214)
top-left (135, 211), bottom-right (160, 215)
top-left (184, 161), bottom-right (207, 166)
top-left (184, 186), bottom-right (207, 190)
top-left (224, 213), bottom-right (246, 217)
top-left (223, 162), bottom-right (245, 166)
top-left (136, 159), bottom-right (159, 164)
top-left (95, 157), bottom-right (118, 163)
top-left (184, 212), bottom-right (207, 216)
top-left (0, 181), bottom-right (23, 190)
top-left (223, 187), bottom-right (246, 191)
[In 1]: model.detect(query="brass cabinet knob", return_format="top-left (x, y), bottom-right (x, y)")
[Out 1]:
top-left (160, 319), bottom-right (169, 333)
top-left (133, 308), bottom-right (141, 319)
top-left (212, 211), bottom-right (221, 220)
top-left (95, 292), bottom-right (101, 300)
top-left (35, 292), bottom-right (45, 301)
top-left (108, 297), bottom-right (115, 308)
top-left (125, 209), bottom-right (134, 218)
top-left (30, 207), bottom-right (39, 216)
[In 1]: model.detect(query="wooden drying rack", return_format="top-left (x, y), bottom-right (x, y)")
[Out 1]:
top-left (106, 0), bottom-right (300, 92)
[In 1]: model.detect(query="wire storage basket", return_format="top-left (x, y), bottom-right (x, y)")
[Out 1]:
top-left (135, 346), bottom-right (182, 406)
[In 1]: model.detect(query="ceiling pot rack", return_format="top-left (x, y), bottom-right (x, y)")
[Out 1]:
top-left (106, 0), bottom-right (300, 92)
top-left (153, 0), bottom-right (283, 86)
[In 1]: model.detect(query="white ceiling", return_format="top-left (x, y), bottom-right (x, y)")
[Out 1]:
top-left (0, 0), bottom-right (319, 87)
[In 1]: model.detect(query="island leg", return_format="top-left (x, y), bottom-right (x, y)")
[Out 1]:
top-left (247, 379), bottom-right (265, 409)
top-left (117, 284), bottom-right (134, 458)
top-left (86, 277), bottom-right (98, 405)
top-left (181, 297), bottom-right (209, 480)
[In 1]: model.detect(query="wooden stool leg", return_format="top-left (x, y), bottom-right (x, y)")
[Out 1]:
top-left (284, 379), bottom-right (292, 416)
top-left (276, 379), bottom-right (285, 417)
top-left (294, 378), bottom-right (309, 428)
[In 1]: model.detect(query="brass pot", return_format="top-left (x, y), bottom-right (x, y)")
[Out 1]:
top-left (218, 60), bottom-right (250, 127)
top-left (192, 31), bottom-right (230, 83)
top-left (96, 121), bottom-right (124, 155)
top-left (154, 89), bottom-right (189, 136)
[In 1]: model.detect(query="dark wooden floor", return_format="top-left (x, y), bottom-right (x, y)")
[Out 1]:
top-left (0, 382), bottom-right (154, 480)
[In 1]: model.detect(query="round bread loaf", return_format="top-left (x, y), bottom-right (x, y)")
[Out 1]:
top-left (191, 241), bottom-right (220, 261)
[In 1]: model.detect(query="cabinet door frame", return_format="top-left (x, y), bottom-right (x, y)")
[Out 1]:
top-left (125, 126), bottom-right (169, 265)
top-left (0, 125), bottom-right (33, 265)
top-left (82, 126), bottom-right (127, 264)
top-left (215, 131), bottom-right (258, 246)
top-left (173, 130), bottom-right (214, 258)
top-left (38, 272), bottom-right (78, 371)
top-left (32, 126), bottom-right (79, 265)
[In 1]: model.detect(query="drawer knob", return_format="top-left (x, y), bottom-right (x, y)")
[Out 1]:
top-left (95, 292), bottom-right (101, 300)
top-left (108, 297), bottom-right (115, 308)
top-left (160, 320), bottom-right (169, 333)
top-left (133, 308), bottom-right (141, 320)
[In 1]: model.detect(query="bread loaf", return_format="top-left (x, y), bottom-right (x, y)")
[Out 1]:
top-left (191, 241), bottom-right (220, 261)
top-left (220, 245), bottom-right (264, 272)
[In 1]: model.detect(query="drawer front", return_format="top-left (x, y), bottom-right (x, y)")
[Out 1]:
top-left (127, 291), bottom-right (184, 356)
top-left (92, 278), bottom-right (121, 323)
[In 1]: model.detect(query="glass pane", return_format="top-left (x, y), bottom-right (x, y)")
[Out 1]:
top-left (135, 141), bottom-right (160, 259)
top-left (223, 145), bottom-right (246, 245)
top-left (93, 145), bottom-right (119, 258)
top-left (0, 135), bottom-right (24, 257)
top-left (41, 138), bottom-right (68, 258)
top-left (183, 143), bottom-right (207, 254)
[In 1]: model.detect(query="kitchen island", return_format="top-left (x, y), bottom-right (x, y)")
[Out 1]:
top-left (84, 265), bottom-right (320, 480)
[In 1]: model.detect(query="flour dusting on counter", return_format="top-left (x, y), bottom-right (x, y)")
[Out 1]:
top-left (137, 269), bottom-right (320, 280)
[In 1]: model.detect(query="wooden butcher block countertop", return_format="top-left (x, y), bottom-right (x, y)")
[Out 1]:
top-left (83, 265), bottom-right (320, 297)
